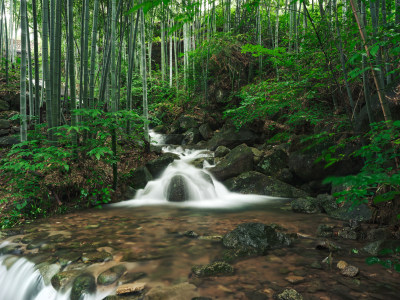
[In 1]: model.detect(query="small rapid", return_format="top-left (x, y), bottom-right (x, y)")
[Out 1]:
top-left (114, 131), bottom-right (276, 209)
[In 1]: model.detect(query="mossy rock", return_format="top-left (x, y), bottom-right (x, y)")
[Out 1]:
top-left (51, 270), bottom-right (81, 290)
top-left (81, 251), bottom-right (112, 263)
top-left (192, 261), bottom-right (234, 277)
top-left (71, 273), bottom-right (96, 300)
top-left (97, 265), bottom-right (127, 285)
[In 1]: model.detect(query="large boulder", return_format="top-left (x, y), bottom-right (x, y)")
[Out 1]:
top-left (224, 171), bottom-right (309, 198)
top-left (256, 148), bottom-right (288, 175)
top-left (362, 239), bottom-right (400, 256)
top-left (207, 127), bottom-right (259, 150)
top-left (198, 123), bottom-right (213, 140)
top-left (222, 223), bottom-right (292, 257)
top-left (0, 129), bottom-right (9, 137)
top-left (97, 265), bottom-right (127, 285)
top-left (291, 197), bottom-right (323, 214)
top-left (166, 175), bottom-right (189, 202)
top-left (208, 144), bottom-right (254, 181)
top-left (182, 128), bottom-right (202, 145)
top-left (127, 166), bottom-right (153, 190)
top-left (326, 201), bottom-right (372, 222)
top-left (170, 115), bottom-right (201, 134)
top-left (214, 145), bottom-right (230, 158)
top-left (0, 119), bottom-right (10, 129)
top-left (0, 100), bottom-right (10, 111)
top-left (163, 134), bottom-right (184, 145)
top-left (145, 153), bottom-right (180, 178)
top-left (0, 136), bottom-right (19, 147)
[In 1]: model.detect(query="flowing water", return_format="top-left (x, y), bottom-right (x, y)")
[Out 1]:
top-left (0, 131), bottom-right (399, 299)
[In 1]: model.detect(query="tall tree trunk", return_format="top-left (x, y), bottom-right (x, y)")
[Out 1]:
top-left (42, 0), bottom-right (52, 133)
top-left (67, 0), bottom-right (77, 143)
top-left (20, 0), bottom-right (28, 142)
top-left (32, 0), bottom-right (40, 122)
top-left (350, 0), bottom-right (392, 122)
top-left (140, 6), bottom-right (150, 148)
top-left (89, 0), bottom-right (100, 109)
top-left (26, 13), bottom-right (34, 121)
top-left (111, 0), bottom-right (118, 189)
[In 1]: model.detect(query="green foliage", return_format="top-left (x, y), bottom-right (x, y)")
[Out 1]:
top-left (0, 109), bottom-right (145, 228)
top-left (322, 121), bottom-right (400, 212)
top-left (366, 247), bottom-right (400, 273)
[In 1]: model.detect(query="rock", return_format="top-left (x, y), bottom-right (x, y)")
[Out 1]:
top-left (0, 129), bottom-right (8, 137)
top-left (153, 124), bottom-right (167, 134)
top-left (256, 148), bottom-right (288, 175)
top-left (199, 123), bottom-right (213, 140)
top-left (191, 261), bottom-right (234, 277)
top-left (122, 186), bottom-right (136, 200)
top-left (277, 288), bottom-right (303, 300)
top-left (38, 263), bottom-right (61, 285)
top-left (190, 157), bottom-right (214, 168)
top-left (285, 275), bottom-right (305, 284)
top-left (116, 282), bottom-right (146, 295)
top-left (291, 197), bottom-right (322, 214)
top-left (340, 265), bottom-right (359, 277)
top-left (316, 224), bottom-right (334, 238)
top-left (145, 153), bottom-right (180, 178)
top-left (166, 175), bottom-right (190, 202)
top-left (145, 282), bottom-right (199, 300)
top-left (51, 270), bottom-right (80, 290)
top-left (0, 119), bottom-right (10, 129)
top-left (0, 244), bottom-right (22, 255)
top-left (179, 115), bottom-right (200, 131)
top-left (362, 239), bottom-right (400, 256)
top-left (57, 251), bottom-right (82, 267)
top-left (127, 166), bottom-right (153, 190)
top-left (222, 223), bottom-right (292, 257)
top-left (97, 265), bottom-right (127, 285)
top-left (0, 136), bottom-right (19, 147)
top-left (71, 273), bottom-right (96, 300)
top-left (317, 194), bottom-right (339, 214)
top-left (0, 100), bottom-right (10, 111)
top-left (214, 145), bottom-right (230, 158)
top-left (164, 134), bottom-right (184, 145)
top-left (182, 230), bottom-right (199, 238)
top-left (337, 227), bottom-right (358, 240)
top-left (316, 240), bottom-right (341, 252)
top-left (337, 260), bottom-right (348, 270)
top-left (224, 171), bottom-right (309, 198)
top-left (81, 251), bottom-right (112, 263)
top-left (327, 202), bottom-right (372, 222)
top-left (183, 128), bottom-right (202, 145)
top-left (209, 144), bottom-right (254, 181)
top-left (207, 127), bottom-right (259, 150)
top-left (276, 168), bottom-right (294, 184)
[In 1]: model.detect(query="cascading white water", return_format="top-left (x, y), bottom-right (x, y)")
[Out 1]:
top-left (114, 131), bottom-right (275, 209)
top-left (0, 255), bottom-right (112, 300)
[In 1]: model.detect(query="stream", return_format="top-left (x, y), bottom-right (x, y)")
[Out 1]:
top-left (0, 131), bottom-right (399, 300)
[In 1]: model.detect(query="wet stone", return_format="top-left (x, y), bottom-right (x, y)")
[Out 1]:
top-left (38, 263), bottom-right (61, 285)
top-left (316, 240), bottom-right (341, 252)
top-left (340, 265), bottom-right (359, 277)
top-left (285, 275), bottom-right (305, 284)
top-left (192, 261), bottom-right (234, 277)
top-left (277, 288), bottom-right (303, 300)
top-left (71, 273), bottom-right (96, 300)
top-left (337, 260), bottom-right (348, 270)
top-left (0, 244), bottom-right (23, 255)
top-left (116, 282), bottom-right (146, 295)
top-left (316, 224), bottom-right (334, 238)
top-left (51, 270), bottom-right (81, 290)
top-left (81, 251), bottom-right (112, 263)
top-left (57, 251), bottom-right (82, 267)
top-left (97, 265), bottom-right (127, 285)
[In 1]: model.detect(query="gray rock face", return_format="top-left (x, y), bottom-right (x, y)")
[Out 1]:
top-left (0, 100), bottom-right (10, 111)
top-left (214, 145), bottom-right (230, 158)
top-left (71, 273), bottom-right (96, 300)
top-left (318, 194), bottom-right (339, 214)
top-left (209, 144), bottom-right (254, 181)
top-left (291, 197), bottom-right (323, 214)
top-left (145, 153), bottom-right (180, 178)
top-left (166, 175), bottom-right (189, 202)
top-left (224, 171), bottom-right (309, 198)
top-left (362, 239), bottom-right (400, 256)
top-left (222, 223), bottom-right (292, 257)
top-left (207, 127), bottom-right (258, 150)
top-left (0, 129), bottom-right (9, 137)
top-left (0, 136), bottom-right (19, 147)
top-left (199, 123), bottom-right (213, 140)
top-left (327, 201), bottom-right (372, 222)
top-left (164, 134), bottom-right (184, 145)
top-left (317, 224), bottom-right (334, 238)
top-left (127, 166), bottom-right (153, 190)
top-left (182, 128), bottom-right (201, 145)
top-left (0, 119), bottom-right (10, 129)
top-left (257, 148), bottom-right (288, 175)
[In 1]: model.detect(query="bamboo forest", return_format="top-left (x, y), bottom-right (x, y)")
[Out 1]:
top-left (0, 0), bottom-right (399, 299)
